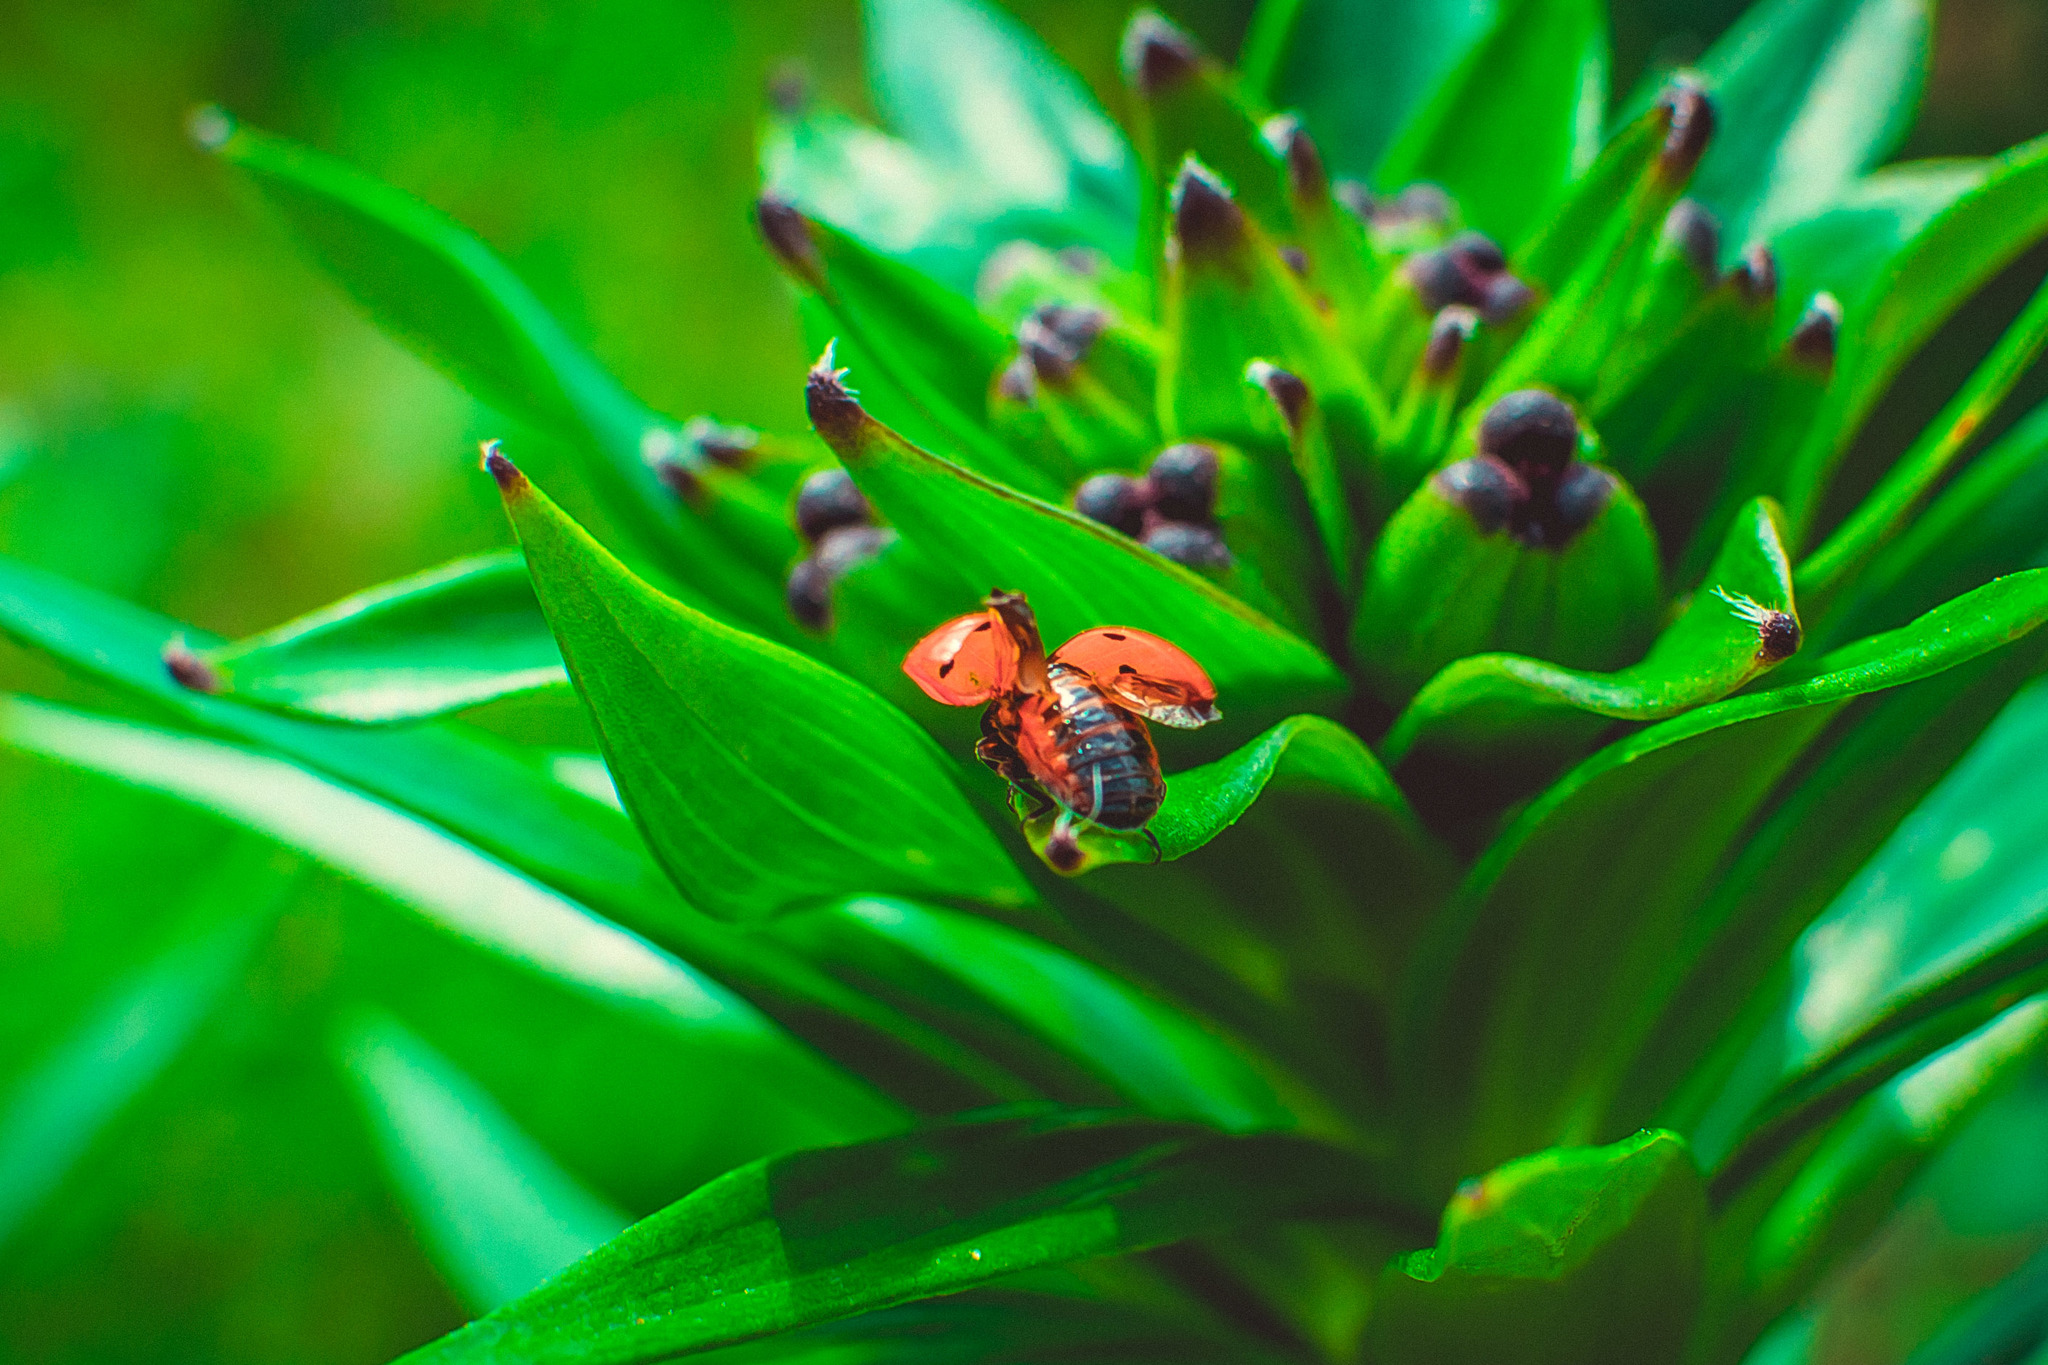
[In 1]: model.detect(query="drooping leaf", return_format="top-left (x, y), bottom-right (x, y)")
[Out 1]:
top-left (1401, 569), bottom-right (2048, 1188)
top-left (1369, 1130), bottom-right (1707, 1364)
top-left (805, 363), bottom-right (1348, 736)
top-left (335, 1006), bottom-right (631, 1313)
top-left (1375, 0), bottom-right (1608, 247)
top-left (1383, 498), bottom-right (1798, 781)
top-left (396, 1110), bottom-right (1380, 1365)
top-left (209, 117), bottom-right (796, 626)
top-left (1780, 133), bottom-right (2048, 541)
top-left (1239, 0), bottom-right (1498, 182)
top-left (1687, 0), bottom-right (1933, 250)
top-left (489, 449), bottom-right (1033, 920)
top-left (175, 551), bottom-right (565, 724)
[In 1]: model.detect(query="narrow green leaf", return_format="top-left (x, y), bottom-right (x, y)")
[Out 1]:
top-left (1369, 1130), bottom-right (1707, 1364)
top-left (208, 117), bottom-right (796, 626)
top-left (1383, 498), bottom-right (1798, 776)
top-left (864, 0), bottom-right (1137, 251)
top-left (336, 1006), bottom-right (631, 1313)
top-left (0, 848), bottom-right (283, 1249)
top-left (1375, 0), bottom-right (1608, 247)
top-left (1780, 133), bottom-right (2048, 541)
top-left (1240, 0), bottom-right (1498, 181)
top-left (397, 1111), bottom-right (1379, 1365)
top-left (1403, 569), bottom-right (2048, 1188)
top-left (1688, 0), bottom-right (1932, 249)
top-left (490, 449), bottom-right (1033, 919)
top-left (806, 361), bottom-right (1348, 734)
top-left (178, 551), bottom-right (565, 723)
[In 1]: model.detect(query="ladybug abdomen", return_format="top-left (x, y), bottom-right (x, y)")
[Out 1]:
top-left (1017, 662), bottom-right (1163, 830)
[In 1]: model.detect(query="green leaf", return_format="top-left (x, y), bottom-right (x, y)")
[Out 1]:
top-left (1375, 0), bottom-right (1608, 247)
top-left (863, 0), bottom-right (1137, 252)
top-left (1402, 569), bottom-right (2048, 1188)
top-left (396, 1111), bottom-right (1380, 1365)
top-left (1240, 0), bottom-right (1498, 181)
top-left (209, 117), bottom-right (796, 627)
top-left (1771, 160), bottom-right (1987, 327)
top-left (491, 451), bottom-right (1033, 920)
top-left (0, 558), bottom-right (1027, 1115)
top-left (0, 849), bottom-right (283, 1249)
top-left (1780, 133), bottom-right (2048, 541)
top-left (1369, 1130), bottom-right (1707, 1364)
top-left (336, 1006), bottom-right (631, 1313)
top-left (177, 551), bottom-right (565, 724)
top-left (1383, 499), bottom-right (1797, 779)
top-left (1685, 672), bottom-right (2048, 1174)
top-left (806, 364), bottom-right (1348, 736)
top-left (1687, 0), bottom-right (1932, 250)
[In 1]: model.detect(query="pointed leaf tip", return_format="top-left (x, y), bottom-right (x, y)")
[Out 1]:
top-left (1170, 160), bottom-right (1245, 260)
top-left (479, 440), bottom-right (526, 494)
top-left (161, 637), bottom-right (223, 694)
top-left (1246, 361), bottom-right (1309, 437)
top-left (1121, 10), bottom-right (1200, 95)
top-left (754, 194), bottom-right (820, 284)
top-left (1657, 78), bottom-right (1715, 181)
top-left (804, 344), bottom-right (868, 448)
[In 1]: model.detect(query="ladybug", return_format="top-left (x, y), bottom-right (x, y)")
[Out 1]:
top-left (903, 589), bottom-right (1221, 869)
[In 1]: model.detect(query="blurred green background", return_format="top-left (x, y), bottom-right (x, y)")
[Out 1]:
top-left (2, 1), bottom-right (2046, 1361)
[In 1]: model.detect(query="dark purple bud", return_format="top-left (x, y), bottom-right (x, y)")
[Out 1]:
top-left (1263, 114), bottom-right (1328, 204)
top-left (162, 637), bottom-right (224, 693)
top-left (1405, 248), bottom-right (1470, 312)
top-left (1479, 389), bottom-right (1580, 489)
top-left (1731, 244), bottom-right (1778, 306)
top-left (755, 196), bottom-right (820, 285)
top-left (1247, 360), bottom-right (1310, 437)
top-left (1478, 273), bottom-right (1534, 324)
top-left (785, 556), bottom-right (833, 631)
top-left (1121, 11), bottom-right (1201, 95)
top-left (795, 466), bottom-right (872, 542)
top-left (1073, 473), bottom-right (1149, 536)
top-left (1657, 78), bottom-right (1715, 180)
top-left (1549, 462), bottom-right (1616, 539)
top-left (1144, 519), bottom-right (1232, 568)
top-left (1434, 456), bottom-right (1527, 535)
top-left (651, 452), bottom-right (700, 500)
top-left (1788, 292), bottom-right (1843, 373)
top-left (1171, 161), bottom-right (1247, 262)
top-left (1445, 230), bottom-right (1506, 275)
top-left (1422, 306), bottom-right (1480, 380)
top-left (813, 524), bottom-right (894, 578)
top-left (805, 342), bottom-right (867, 447)
top-left (682, 416), bottom-right (758, 468)
top-left (1332, 179), bottom-right (1375, 223)
top-left (997, 355), bottom-right (1037, 404)
top-left (1019, 303), bottom-right (1107, 385)
top-left (1057, 246), bottom-right (1104, 276)
top-left (1279, 244), bottom-right (1310, 277)
top-left (766, 60), bottom-right (810, 117)
top-left (1663, 199), bottom-right (1721, 282)
top-left (1147, 442), bottom-right (1221, 522)
top-left (1759, 611), bottom-right (1803, 662)
top-left (480, 438), bottom-right (527, 494)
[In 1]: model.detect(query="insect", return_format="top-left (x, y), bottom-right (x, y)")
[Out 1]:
top-left (903, 589), bottom-right (1220, 870)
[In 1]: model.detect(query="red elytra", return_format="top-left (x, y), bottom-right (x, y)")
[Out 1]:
top-left (902, 589), bottom-right (1220, 869)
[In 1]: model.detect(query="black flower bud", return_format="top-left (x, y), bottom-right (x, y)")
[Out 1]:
top-left (1663, 199), bottom-right (1721, 282)
top-left (1171, 161), bottom-right (1247, 262)
top-left (1479, 389), bottom-right (1580, 490)
top-left (1434, 456), bottom-right (1527, 534)
top-left (1788, 292), bottom-right (1843, 373)
top-left (1405, 248), bottom-right (1470, 311)
top-left (785, 556), bottom-right (833, 630)
top-left (1548, 463), bottom-right (1617, 542)
top-left (1121, 11), bottom-right (1201, 95)
top-left (1422, 306), bottom-right (1481, 380)
top-left (1479, 273), bottom-right (1534, 324)
top-left (1144, 520), bottom-right (1232, 568)
top-left (1658, 78), bottom-right (1715, 180)
top-left (795, 466), bottom-right (873, 542)
top-left (1445, 230), bottom-right (1506, 276)
top-left (1146, 442), bottom-right (1221, 522)
top-left (1073, 473), bottom-right (1149, 536)
top-left (1731, 244), bottom-right (1778, 306)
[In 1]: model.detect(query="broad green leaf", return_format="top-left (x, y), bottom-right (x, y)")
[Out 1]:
top-left (1685, 673), bottom-right (2048, 1173)
top-left (208, 117), bottom-right (796, 626)
top-left (863, 0), bottom-right (1137, 253)
top-left (1370, 1130), bottom-right (1707, 1364)
top-left (397, 1111), bottom-right (1379, 1365)
top-left (829, 897), bottom-right (1300, 1134)
top-left (1384, 498), bottom-right (1798, 779)
top-left (1402, 569), bottom-right (2048, 1188)
top-left (1900, 1242), bottom-right (2048, 1365)
top-left (0, 558), bottom-right (1027, 1115)
top-left (491, 451), bottom-right (1033, 919)
top-left (178, 551), bottom-right (565, 724)
top-left (1781, 133), bottom-right (2048, 541)
top-left (1771, 160), bottom-right (1986, 329)
top-left (0, 694), bottom-right (774, 1039)
top-left (336, 1006), bottom-right (631, 1313)
top-left (1687, 0), bottom-right (1932, 250)
top-left (1799, 271), bottom-right (2048, 606)
top-left (1239, 0), bottom-right (1497, 181)
top-left (1375, 0), bottom-right (1607, 247)
top-left (806, 364), bottom-right (1348, 736)
top-left (0, 848), bottom-right (284, 1249)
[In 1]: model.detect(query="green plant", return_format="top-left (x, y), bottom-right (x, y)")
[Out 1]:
top-left (7, 0), bottom-right (2048, 1359)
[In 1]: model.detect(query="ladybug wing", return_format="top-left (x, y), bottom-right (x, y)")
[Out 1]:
top-left (1053, 626), bottom-right (1220, 729)
top-left (903, 609), bottom-right (1019, 705)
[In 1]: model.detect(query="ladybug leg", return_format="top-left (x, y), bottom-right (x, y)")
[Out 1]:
top-left (1144, 828), bottom-right (1162, 864)
top-left (1015, 784), bottom-right (1057, 822)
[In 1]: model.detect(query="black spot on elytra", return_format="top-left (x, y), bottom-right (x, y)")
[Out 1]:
top-left (938, 659), bottom-right (956, 678)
